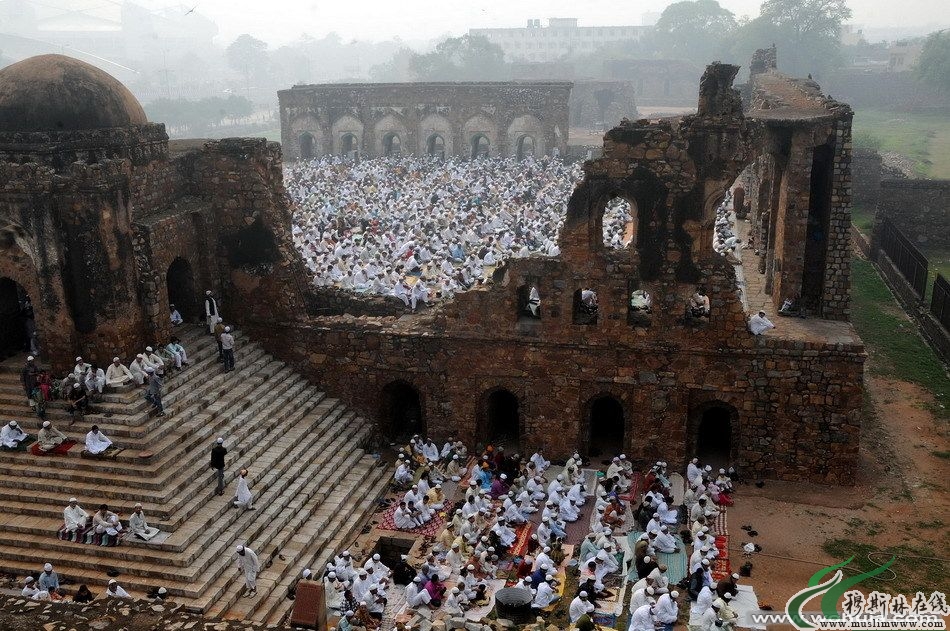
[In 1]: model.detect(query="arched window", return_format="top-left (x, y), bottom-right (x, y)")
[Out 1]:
top-left (383, 133), bottom-right (401, 156)
top-left (602, 197), bottom-right (636, 250)
top-left (166, 257), bottom-right (198, 323)
top-left (471, 134), bottom-right (490, 159)
top-left (427, 134), bottom-right (445, 159)
top-left (341, 133), bottom-right (359, 157)
top-left (572, 288), bottom-right (598, 325)
top-left (482, 389), bottom-right (520, 448)
top-left (627, 281), bottom-right (652, 327)
top-left (516, 135), bottom-right (536, 160)
top-left (0, 277), bottom-right (36, 359)
top-left (299, 132), bottom-right (315, 160)
top-left (588, 395), bottom-right (624, 457)
top-left (516, 283), bottom-right (541, 320)
top-left (380, 381), bottom-right (424, 441)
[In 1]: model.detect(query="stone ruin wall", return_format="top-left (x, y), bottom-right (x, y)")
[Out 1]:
top-left (278, 81), bottom-right (572, 161)
top-left (876, 179), bottom-right (950, 250)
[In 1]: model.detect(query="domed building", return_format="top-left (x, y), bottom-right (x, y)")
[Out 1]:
top-left (0, 55), bottom-right (305, 368)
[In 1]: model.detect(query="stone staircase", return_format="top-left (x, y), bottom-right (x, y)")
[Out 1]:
top-left (0, 325), bottom-right (389, 624)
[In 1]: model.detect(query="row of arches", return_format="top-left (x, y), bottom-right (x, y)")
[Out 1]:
top-left (379, 381), bottom-right (736, 465)
top-left (298, 131), bottom-right (540, 161)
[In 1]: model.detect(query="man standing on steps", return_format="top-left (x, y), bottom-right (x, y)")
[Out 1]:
top-left (205, 290), bottom-right (221, 335)
top-left (210, 437), bottom-right (227, 496)
top-left (235, 544), bottom-right (259, 598)
top-left (220, 326), bottom-right (235, 373)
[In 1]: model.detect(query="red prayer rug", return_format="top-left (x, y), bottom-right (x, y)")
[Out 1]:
top-left (30, 440), bottom-right (76, 456)
top-left (376, 502), bottom-right (446, 537)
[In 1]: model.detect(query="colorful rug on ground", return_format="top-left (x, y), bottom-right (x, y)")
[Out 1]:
top-left (508, 522), bottom-right (534, 558)
top-left (712, 507), bottom-right (730, 580)
top-left (30, 440), bottom-right (76, 456)
top-left (376, 502), bottom-right (446, 537)
top-left (57, 524), bottom-right (121, 547)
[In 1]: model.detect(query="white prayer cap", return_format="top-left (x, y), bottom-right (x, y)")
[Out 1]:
top-left (596, 550), bottom-right (607, 560)
top-left (453, 454), bottom-right (459, 459)
top-left (217, 437), bottom-right (224, 444)
top-left (373, 553), bottom-right (380, 560)
top-left (436, 484), bottom-right (442, 489)
top-left (27, 356), bottom-right (34, 361)
top-left (701, 545), bottom-right (711, 552)
top-left (23, 576), bottom-right (34, 583)
top-left (691, 457), bottom-right (698, 463)
top-left (328, 571), bottom-right (336, 578)
top-left (671, 590), bottom-right (680, 598)
top-left (134, 503), bottom-right (142, 508)
top-left (113, 357), bottom-right (120, 362)
top-left (68, 497), bottom-right (77, 503)
top-left (699, 495), bottom-right (709, 501)
top-left (109, 579), bottom-right (117, 584)
top-left (543, 546), bottom-right (551, 552)
top-left (451, 543), bottom-right (460, 548)
top-left (358, 569), bottom-right (367, 576)
top-left (206, 290), bottom-right (212, 295)
top-left (579, 591), bottom-right (588, 598)
top-left (8, 421), bottom-right (15, 427)
top-left (620, 454), bottom-right (627, 459)
top-left (724, 592), bottom-right (734, 600)
top-left (466, 564), bottom-right (475, 570)
top-left (647, 587), bottom-right (655, 595)
top-left (720, 468), bottom-right (726, 474)
top-left (644, 556), bottom-right (652, 562)
top-left (146, 346), bottom-right (153, 352)
top-left (236, 545), bottom-right (245, 552)
top-left (701, 559), bottom-right (710, 566)
top-left (413, 576), bottom-right (422, 583)
top-left (344, 610), bottom-right (354, 616)
top-left (556, 474), bottom-right (563, 480)
top-left (224, 326), bottom-right (230, 332)
top-left (145, 366), bottom-right (154, 373)
top-left (75, 356), bottom-right (82, 362)
top-left (732, 572), bottom-right (740, 579)
top-left (158, 587), bottom-right (167, 595)
top-left (705, 465), bottom-right (712, 471)
top-left (400, 555), bottom-right (408, 561)
top-left (43, 563), bottom-right (52, 571)
top-left (545, 573), bottom-right (555, 580)
top-left (660, 525), bottom-right (668, 532)
top-left (500, 474), bottom-right (507, 479)
top-left (612, 457), bottom-right (619, 462)
top-left (451, 587), bottom-right (460, 594)
top-left (136, 354), bottom-right (144, 359)
top-left (342, 550), bottom-right (350, 556)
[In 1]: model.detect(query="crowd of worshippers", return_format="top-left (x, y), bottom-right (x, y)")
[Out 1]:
top-left (713, 190), bottom-right (745, 264)
top-left (18, 561), bottom-right (169, 603)
top-left (284, 156), bottom-right (634, 306)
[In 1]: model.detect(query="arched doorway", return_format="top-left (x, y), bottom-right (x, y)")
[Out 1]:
top-left (516, 135), bottom-right (535, 160)
top-left (602, 197), bottom-right (636, 250)
top-left (696, 404), bottom-right (734, 468)
top-left (0, 278), bottom-right (35, 359)
top-left (166, 257), bottom-right (198, 323)
top-left (427, 134), bottom-right (445, 158)
top-left (341, 133), bottom-right (359, 157)
top-left (383, 133), bottom-right (401, 156)
top-left (299, 132), bottom-right (315, 160)
top-left (588, 395), bottom-right (624, 458)
top-left (471, 134), bottom-right (490, 159)
top-left (483, 389), bottom-right (520, 449)
top-left (380, 381), bottom-right (424, 442)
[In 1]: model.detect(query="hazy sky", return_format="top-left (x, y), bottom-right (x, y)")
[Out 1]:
top-left (150, 0), bottom-right (949, 46)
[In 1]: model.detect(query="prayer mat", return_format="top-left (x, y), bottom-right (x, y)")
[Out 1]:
top-left (508, 522), bottom-right (533, 558)
top-left (81, 447), bottom-right (124, 460)
top-left (376, 502), bottom-right (446, 537)
top-left (30, 440), bottom-right (76, 456)
top-left (713, 507), bottom-right (728, 535)
top-left (57, 524), bottom-right (121, 547)
top-left (592, 612), bottom-right (617, 627)
top-left (1, 436), bottom-right (36, 452)
top-left (618, 471), bottom-right (644, 503)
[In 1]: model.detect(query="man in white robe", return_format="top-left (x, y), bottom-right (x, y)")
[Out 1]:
top-left (85, 425), bottom-right (112, 454)
top-left (1, 421), bottom-right (28, 449)
top-left (205, 290), bottom-right (221, 334)
top-left (84, 364), bottom-right (106, 394)
top-left (655, 590), bottom-right (679, 631)
top-left (748, 311), bottom-right (775, 335)
top-left (232, 468), bottom-right (254, 510)
top-left (93, 504), bottom-right (123, 536)
top-left (405, 576), bottom-right (432, 609)
top-left (569, 591), bottom-right (595, 623)
top-left (531, 574), bottom-right (559, 609)
top-left (37, 421), bottom-right (67, 453)
top-left (72, 357), bottom-right (90, 380)
top-left (105, 357), bottom-right (133, 388)
top-left (630, 602), bottom-right (657, 631)
top-left (128, 503), bottom-right (160, 541)
top-left (106, 579), bottom-right (131, 598)
top-left (63, 498), bottom-right (88, 533)
top-left (129, 354), bottom-right (149, 386)
top-left (235, 544), bottom-right (260, 597)
top-left (144, 346), bottom-right (165, 370)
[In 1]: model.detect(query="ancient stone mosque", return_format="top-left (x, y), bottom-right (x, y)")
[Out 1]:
top-left (0, 49), bottom-right (863, 625)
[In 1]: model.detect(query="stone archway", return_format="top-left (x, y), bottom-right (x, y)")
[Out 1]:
top-left (166, 257), bottom-right (198, 323)
top-left (480, 388), bottom-right (520, 449)
top-left (516, 135), bottom-right (536, 160)
top-left (471, 134), bottom-right (490, 159)
top-left (383, 132), bottom-right (402, 156)
top-left (341, 133), bottom-right (359, 157)
top-left (0, 277), bottom-right (35, 359)
top-left (689, 401), bottom-right (738, 469)
top-left (587, 394), bottom-right (625, 458)
top-left (427, 134), bottom-right (446, 158)
top-left (299, 132), bottom-right (315, 160)
top-left (380, 381), bottom-right (424, 441)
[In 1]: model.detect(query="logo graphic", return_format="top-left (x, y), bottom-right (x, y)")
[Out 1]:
top-left (785, 556), bottom-right (897, 630)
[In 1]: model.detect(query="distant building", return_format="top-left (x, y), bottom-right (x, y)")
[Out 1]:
top-left (470, 18), bottom-right (650, 63)
top-left (887, 40), bottom-right (924, 72)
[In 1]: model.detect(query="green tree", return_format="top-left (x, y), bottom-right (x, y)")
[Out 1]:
top-left (734, 0), bottom-right (852, 78)
top-left (408, 35), bottom-right (508, 81)
top-left (915, 30), bottom-right (950, 93)
top-left (226, 34), bottom-right (269, 93)
top-left (652, 0), bottom-right (738, 65)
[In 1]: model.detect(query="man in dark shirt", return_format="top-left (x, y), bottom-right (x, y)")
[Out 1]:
top-left (210, 437), bottom-right (227, 496)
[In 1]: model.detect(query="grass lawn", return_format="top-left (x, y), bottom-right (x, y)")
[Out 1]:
top-left (851, 257), bottom-right (950, 416)
top-left (823, 539), bottom-right (949, 595)
top-left (852, 204), bottom-right (875, 234)
top-left (852, 109), bottom-right (950, 178)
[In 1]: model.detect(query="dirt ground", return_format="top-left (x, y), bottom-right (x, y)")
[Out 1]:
top-left (728, 375), bottom-right (950, 614)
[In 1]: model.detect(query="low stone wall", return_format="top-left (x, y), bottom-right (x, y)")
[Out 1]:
top-left (852, 148), bottom-right (882, 209)
top-left (877, 179), bottom-right (950, 250)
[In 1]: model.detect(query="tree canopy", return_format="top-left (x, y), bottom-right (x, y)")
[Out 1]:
top-left (143, 95), bottom-right (255, 133)
top-left (652, 0), bottom-right (738, 65)
top-left (407, 35), bottom-right (509, 81)
top-left (226, 34), bottom-right (269, 89)
top-left (915, 30), bottom-right (950, 93)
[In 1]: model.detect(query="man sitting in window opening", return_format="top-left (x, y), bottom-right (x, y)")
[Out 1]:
top-left (688, 287), bottom-right (710, 319)
top-left (526, 286), bottom-right (541, 317)
top-left (630, 289), bottom-right (652, 312)
top-left (580, 288), bottom-right (598, 313)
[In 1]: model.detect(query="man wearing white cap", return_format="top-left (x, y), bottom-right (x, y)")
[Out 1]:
top-left (654, 526), bottom-right (678, 553)
top-left (235, 544), bottom-right (260, 597)
top-left (205, 290), bottom-right (221, 334)
top-left (444, 586), bottom-right (466, 615)
top-left (210, 437), bottom-right (227, 495)
top-left (105, 357), bottom-right (133, 388)
top-left (37, 563), bottom-right (61, 599)
top-left (630, 601), bottom-right (658, 631)
top-left (1, 421), bottom-right (28, 449)
top-left (128, 503), bottom-right (160, 541)
top-left (231, 468), bottom-right (253, 511)
top-left (569, 591), bottom-right (595, 623)
top-left (63, 497), bottom-right (88, 533)
top-left (106, 579), bottom-right (131, 599)
top-left (363, 553), bottom-right (390, 579)
top-left (404, 575), bottom-right (432, 609)
top-left (144, 346), bottom-right (165, 370)
top-left (21, 576), bottom-right (49, 600)
top-left (532, 574), bottom-right (560, 609)
top-left (220, 326), bottom-right (235, 372)
top-left (655, 590), bottom-right (680, 631)
top-left (72, 356), bottom-right (90, 380)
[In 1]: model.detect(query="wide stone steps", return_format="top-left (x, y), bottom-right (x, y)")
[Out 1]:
top-left (0, 324), bottom-right (388, 616)
top-left (248, 463), bottom-right (390, 625)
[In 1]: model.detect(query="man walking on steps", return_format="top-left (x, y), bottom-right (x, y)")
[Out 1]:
top-left (210, 437), bottom-right (227, 496)
top-left (235, 544), bottom-right (260, 598)
top-left (220, 326), bottom-right (235, 373)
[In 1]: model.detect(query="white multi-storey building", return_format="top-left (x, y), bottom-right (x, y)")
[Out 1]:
top-left (470, 18), bottom-right (650, 63)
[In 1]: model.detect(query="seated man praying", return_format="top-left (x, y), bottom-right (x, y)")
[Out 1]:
top-left (1, 421), bottom-right (28, 449)
top-left (85, 425), bottom-right (113, 454)
top-left (37, 421), bottom-right (67, 453)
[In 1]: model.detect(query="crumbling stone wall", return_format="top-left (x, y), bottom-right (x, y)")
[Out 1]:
top-left (852, 148), bottom-right (883, 209)
top-left (876, 179), bottom-right (950, 249)
top-left (278, 82), bottom-right (571, 161)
